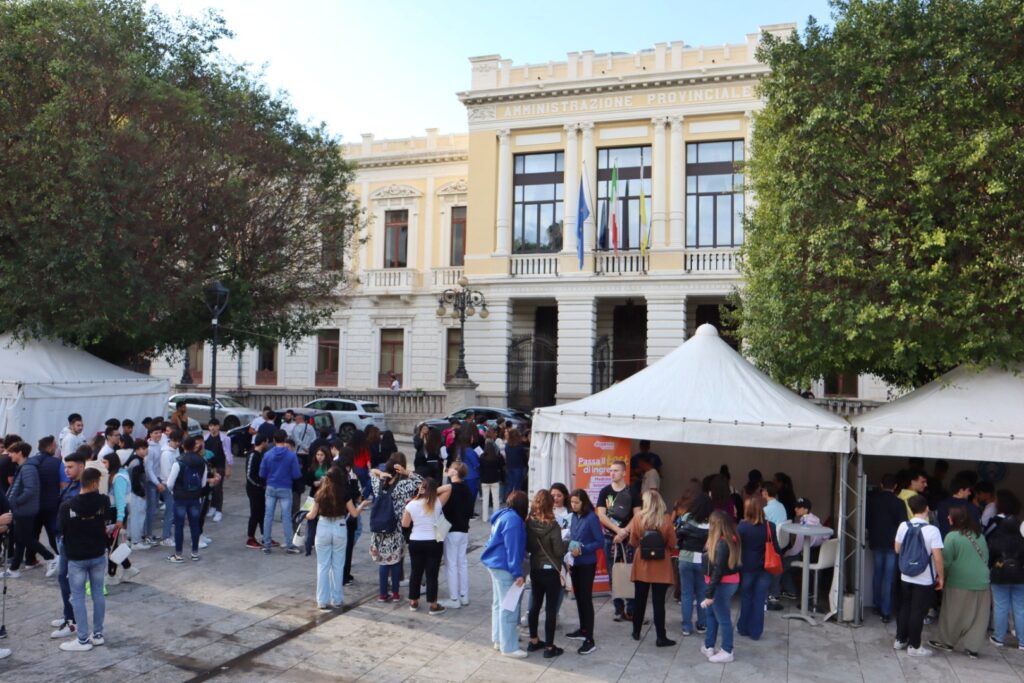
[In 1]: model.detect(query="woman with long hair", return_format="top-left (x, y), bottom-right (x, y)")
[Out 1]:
top-left (369, 453), bottom-right (422, 602)
top-left (551, 483), bottom-right (571, 538)
top-left (414, 427), bottom-right (445, 482)
top-left (929, 505), bottom-right (990, 657)
top-left (402, 477), bottom-right (452, 614)
top-left (101, 451), bottom-right (132, 579)
top-left (567, 489), bottom-right (603, 655)
top-left (677, 493), bottom-right (713, 636)
top-left (481, 490), bottom-right (529, 657)
top-left (735, 496), bottom-right (780, 641)
top-left (708, 475), bottom-right (735, 520)
top-left (479, 438), bottom-right (505, 522)
top-left (504, 428), bottom-right (528, 493)
top-left (333, 447), bottom-right (361, 585)
top-left (303, 446), bottom-right (332, 556)
top-left (455, 426), bottom-right (481, 512)
top-left (627, 490), bottom-right (677, 647)
top-left (349, 429), bottom-right (371, 498)
top-left (306, 466), bottom-right (366, 609)
top-left (441, 462), bottom-right (474, 608)
top-left (526, 489), bottom-right (568, 658)
top-left (700, 510), bottom-right (741, 663)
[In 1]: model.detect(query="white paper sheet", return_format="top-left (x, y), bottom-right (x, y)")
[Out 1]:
top-left (500, 582), bottom-right (525, 611)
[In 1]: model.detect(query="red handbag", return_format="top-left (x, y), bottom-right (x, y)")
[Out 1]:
top-left (764, 523), bottom-right (783, 575)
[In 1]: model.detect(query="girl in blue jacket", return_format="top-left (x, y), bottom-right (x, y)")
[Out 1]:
top-left (481, 490), bottom-right (528, 656)
top-left (567, 489), bottom-right (603, 655)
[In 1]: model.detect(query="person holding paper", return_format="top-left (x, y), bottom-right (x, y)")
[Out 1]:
top-left (481, 490), bottom-right (529, 657)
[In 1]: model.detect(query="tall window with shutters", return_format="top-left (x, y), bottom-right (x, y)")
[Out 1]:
top-left (450, 206), bottom-right (466, 266)
top-left (384, 210), bottom-right (408, 268)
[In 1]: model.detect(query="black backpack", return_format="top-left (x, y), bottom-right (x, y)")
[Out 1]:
top-left (640, 528), bottom-right (666, 560)
top-left (369, 483), bottom-right (398, 533)
top-left (173, 453), bottom-right (205, 500)
top-left (124, 454), bottom-right (147, 498)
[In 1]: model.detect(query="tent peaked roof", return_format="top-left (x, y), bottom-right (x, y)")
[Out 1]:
top-left (851, 365), bottom-right (1024, 463)
top-left (532, 324), bottom-right (851, 453)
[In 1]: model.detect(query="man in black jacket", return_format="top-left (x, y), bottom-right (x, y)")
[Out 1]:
top-left (866, 474), bottom-right (907, 623)
top-left (245, 435), bottom-right (270, 549)
top-left (58, 468), bottom-right (109, 651)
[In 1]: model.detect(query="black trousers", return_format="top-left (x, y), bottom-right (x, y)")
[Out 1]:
top-left (570, 562), bottom-right (597, 640)
top-left (11, 514), bottom-right (54, 569)
top-left (26, 508), bottom-right (58, 564)
top-left (344, 516), bottom-right (357, 581)
top-left (528, 568), bottom-right (562, 645)
top-left (633, 580), bottom-right (669, 639)
top-left (408, 539), bottom-right (444, 603)
top-left (211, 467), bottom-right (225, 511)
top-left (896, 581), bottom-right (933, 649)
top-left (246, 484), bottom-right (265, 539)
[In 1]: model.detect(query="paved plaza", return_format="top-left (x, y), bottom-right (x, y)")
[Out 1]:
top-left (1, 474), bottom-right (1023, 683)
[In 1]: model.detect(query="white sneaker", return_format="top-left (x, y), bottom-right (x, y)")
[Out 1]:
top-left (709, 650), bottom-right (734, 663)
top-left (1, 569), bottom-right (20, 578)
top-left (502, 649), bottom-right (528, 658)
top-left (123, 566), bottom-right (141, 581)
top-left (51, 618), bottom-right (66, 628)
top-left (50, 621), bottom-right (76, 639)
top-left (59, 639), bottom-right (93, 652)
top-left (493, 642), bottom-right (500, 651)
top-left (893, 639), bottom-right (908, 651)
top-left (198, 539), bottom-right (210, 549)
top-left (0, 648), bottom-right (9, 659)
top-left (131, 541), bottom-right (152, 551)
top-left (213, 511), bottom-right (223, 523)
top-left (201, 534), bottom-right (212, 544)
top-left (460, 595), bottom-right (470, 606)
top-left (440, 598), bottom-right (461, 609)
top-left (907, 646), bottom-right (932, 657)
top-left (700, 645), bottom-right (716, 659)
top-left (160, 538), bottom-right (174, 547)
top-left (45, 559), bottom-right (59, 577)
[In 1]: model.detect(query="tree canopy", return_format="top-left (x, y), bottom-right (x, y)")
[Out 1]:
top-left (738, 0), bottom-right (1024, 389)
top-left (0, 0), bottom-right (361, 364)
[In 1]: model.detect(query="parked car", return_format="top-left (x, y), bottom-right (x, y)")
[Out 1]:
top-left (414, 406), bottom-right (532, 436)
top-left (304, 398), bottom-right (386, 441)
top-left (226, 407), bottom-right (336, 459)
top-left (167, 392), bottom-right (260, 430)
top-left (287, 407), bottom-right (337, 440)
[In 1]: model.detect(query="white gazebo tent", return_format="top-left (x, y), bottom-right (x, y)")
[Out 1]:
top-left (530, 324), bottom-right (855, 615)
top-left (850, 365), bottom-right (1024, 620)
top-left (0, 334), bottom-right (170, 447)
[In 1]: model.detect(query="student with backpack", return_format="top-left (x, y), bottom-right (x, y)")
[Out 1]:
top-left (987, 490), bottom-right (1024, 648)
top-left (165, 436), bottom-right (209, 563)
top-left (627, 490), bottom-right (677, 647)
top-left (894, 494), bottom-right (944, 656)
top-left (369, 453), bottom-right (422, 602)
top-left (123, 439), bottom-right (152, 550)
top-left (525, 489), bottom-right (568, 658)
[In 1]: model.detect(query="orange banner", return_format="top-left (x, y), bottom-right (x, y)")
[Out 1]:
top-left (575, 435), bottom-right (632, 593)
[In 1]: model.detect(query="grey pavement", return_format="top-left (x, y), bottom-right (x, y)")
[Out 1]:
top-left (3, 471), bottom-right (1024, 682)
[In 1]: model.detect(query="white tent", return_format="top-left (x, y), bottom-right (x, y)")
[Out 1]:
top-left (852, 365), bottom-right (1024, 462)
top-left (530, 324), bottom-right (852, 491)
top-left (0, 334), bottom-right (169, 446)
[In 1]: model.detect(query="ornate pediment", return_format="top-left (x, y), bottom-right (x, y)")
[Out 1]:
top-left (437, 179), bottom-right (468, 196)
top-left (369, 184), bottom-right (422, 200)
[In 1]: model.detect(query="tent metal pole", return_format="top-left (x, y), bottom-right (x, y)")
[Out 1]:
top-left (836, 451), bottom-right (848, 622)
top-left (854, 448), bottom-right (866, 626)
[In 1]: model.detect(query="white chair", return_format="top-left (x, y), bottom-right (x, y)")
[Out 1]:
top-left (791, 537), bottom-right (838, 613)
top-left (776, 520), bottom-right (793, 549)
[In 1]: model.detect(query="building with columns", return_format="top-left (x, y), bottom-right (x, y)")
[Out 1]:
top-left (150, 23), bottom-right (890, 409)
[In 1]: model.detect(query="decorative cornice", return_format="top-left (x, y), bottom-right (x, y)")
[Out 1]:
top-left (351, 150), bottom-right (468, 169)
top-left (369, 184), bottom-right (423, 200)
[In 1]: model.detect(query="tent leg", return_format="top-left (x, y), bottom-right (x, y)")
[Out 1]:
top-left (854, 450), bottom-right (866, 626)
top-left (836, 451), bottom-right (848, 622)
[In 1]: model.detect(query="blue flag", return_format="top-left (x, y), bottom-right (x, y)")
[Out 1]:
top-left (576, 177), bottom-right (589, 270)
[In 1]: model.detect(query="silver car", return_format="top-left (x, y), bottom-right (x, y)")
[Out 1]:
top-left (167, 393), bottom-right (259, 430)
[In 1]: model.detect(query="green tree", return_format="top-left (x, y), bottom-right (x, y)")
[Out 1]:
top-left (0, 0), bottom-right (362, 364)
top-left (738, 0), bottom-right (1024, 389)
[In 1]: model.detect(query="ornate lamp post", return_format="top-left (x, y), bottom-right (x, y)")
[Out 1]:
top-left (204, 281), bottom-right (230, 425)
top-left (436, 275), bottom-right (488, 381)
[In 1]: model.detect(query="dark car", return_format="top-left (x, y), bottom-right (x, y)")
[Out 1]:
top-left (414, 406), bottom-right (532, 437)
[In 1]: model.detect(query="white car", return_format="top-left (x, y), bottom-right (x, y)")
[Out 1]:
top-left (304, 398), bottom-right (387, 440)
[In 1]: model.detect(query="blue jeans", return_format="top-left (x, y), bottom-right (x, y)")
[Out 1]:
top-left (144, 481), bottom-right (159, 538)
top-left (605, 538), bottom-right (635, 614)
top-left (466, 478), bottom-right (480, 512)
top-left (263, 487), bottom-right (294, 550)
top-left (354, 467), bottom-right (371, 499)
top-left (57, 538), bottom-right (73, 622)
top-left (315, 516), bottom-right (348, 607)
top-left (704, 581), bottom-right (738, 654)
top-left (505, 467), bottom-right (526, 493)
top-left (489, 567), bottom-right (522, 654)
top-left (379, 562), bottom-right (401, 596)
top-left (128, 493), bottom-right (146, 544)
top-left (160, 489), bottom-right (176, 540)
top-left (737, 568), bottom-right (772, 639)
top-left (174, 497), bottom-right (202, 554)
top-left (305, 517), bottom-right (318, 555)
top-left (68, 555), bottom-right (106, 643)
top-left (872, 548), bottom-right (897, 617)
top-left (679, 559), bottom-right (706, 633)
top-left (992, 583), bottom-right (1024, 642)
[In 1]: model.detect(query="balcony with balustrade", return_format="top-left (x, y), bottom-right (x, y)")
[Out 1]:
top-left (684, 247), bottom-right (741, 275)
top-left (509, 253), bottom-right (560, 277)
top-left (360, 268), bottom-right (421, 298)
top-left (431, 266), bottom-right (465, 289)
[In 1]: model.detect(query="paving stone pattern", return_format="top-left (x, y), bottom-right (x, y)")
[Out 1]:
top-left (3, 473), bottom-right (1024, 682)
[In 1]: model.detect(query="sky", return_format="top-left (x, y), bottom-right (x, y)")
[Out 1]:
top-left (149, 0), bottom-right (836, 142)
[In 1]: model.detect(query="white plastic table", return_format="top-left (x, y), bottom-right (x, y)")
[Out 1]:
top-left (780, 522), bottom-right (834, 626)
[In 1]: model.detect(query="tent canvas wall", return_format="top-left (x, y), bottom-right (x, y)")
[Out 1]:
top-left (0, 335), bottom-right (169, 447)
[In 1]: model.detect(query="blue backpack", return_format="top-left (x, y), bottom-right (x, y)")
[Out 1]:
top-left (369, 484), bottom-right (398, 533)
top-left (174, 453), bottom-right (205, 500)
top-left (899, 521), bottom-right (933, 579)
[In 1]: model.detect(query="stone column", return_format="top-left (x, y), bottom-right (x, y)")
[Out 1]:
top-left (463, 297), bottom-right (511, 403)
top-left (651, 117), bottom-right (668, 248)
top-left (561, 123), bottom-right (579, 256)
top-left (580, 122), bottom-right (596, 253)
top-left (423, 176), bottom-right (435, 272)
top-left (668, 116), bottom-right (685, 249)
top-left (556, 297), bottom-right (597, 401)
top-left (495, 129), bottom-right (512, 255)
top-left (646, 295), bottom-right (687, 365)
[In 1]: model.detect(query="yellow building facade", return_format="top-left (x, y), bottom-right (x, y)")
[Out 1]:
top-left (152, 23), bottom-right (889, 408)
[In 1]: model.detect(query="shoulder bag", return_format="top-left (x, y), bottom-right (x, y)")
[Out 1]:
top-left (434, 502), bottom-right (452, 542)
top-left (764, 523), bottom-right (783, 575)
top-left (611, 542), bottom-right (635, 600)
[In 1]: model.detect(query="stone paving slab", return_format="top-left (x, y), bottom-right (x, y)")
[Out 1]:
top-left (2, 472), bottom-right (1024, 682)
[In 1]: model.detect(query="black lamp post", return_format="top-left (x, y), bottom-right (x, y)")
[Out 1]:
top-left (204, 281), bottom-right (230, 425)
top-left (180, 349), bottom-right (193, 385)
top-left (436, 275), bottom-right (488, 381)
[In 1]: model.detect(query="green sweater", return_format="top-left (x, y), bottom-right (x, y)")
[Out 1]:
top-left (942, 531), bottom-right (990, 591)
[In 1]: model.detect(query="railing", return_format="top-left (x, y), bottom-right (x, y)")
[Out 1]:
top-left (431, 266), bottom-right (464, 288)
top-left (595, 252), bottom-right (648, 275)
top-left (254, 370), bottom-right (277, 386)
top-left (510, 254), bottom-right (559, 277)
top-left (226, 388), bottom-right (448, 427)
top-left (684, 247), bottom-right (741, 273)
top-left (361, 268), bottom-right (419, 293)
top-left (810, 397), bottom-right (883, 417)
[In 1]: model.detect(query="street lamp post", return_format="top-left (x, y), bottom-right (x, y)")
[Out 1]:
top-left (203, 281), bottom-right (230, 426)
top-left (436, 275), bottom-right (488, 381)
